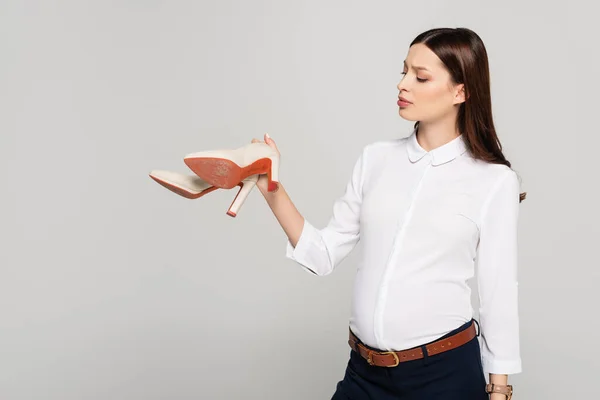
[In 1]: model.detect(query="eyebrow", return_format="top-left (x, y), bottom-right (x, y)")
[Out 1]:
top-left (403, 60), bottom-right (430, 71)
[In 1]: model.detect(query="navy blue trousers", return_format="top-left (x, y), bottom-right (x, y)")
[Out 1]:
top-left (331, 320), bottom-right (488, 400)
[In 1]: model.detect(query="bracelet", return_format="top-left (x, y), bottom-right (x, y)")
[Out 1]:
top-left (485, 383), bottom-right (513, 399)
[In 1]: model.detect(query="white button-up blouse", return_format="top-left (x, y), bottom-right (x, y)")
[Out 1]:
top-left (285, 129), bottom-right (522, 375)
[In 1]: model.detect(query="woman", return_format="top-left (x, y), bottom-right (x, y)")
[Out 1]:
top-left (252, 27), bottom-right (524, 400)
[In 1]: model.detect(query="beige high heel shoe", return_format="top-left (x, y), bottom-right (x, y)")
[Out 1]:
top-left (183, 142), bottom-right (279, 192)
top-left (149, 170), bottom-right (258, 217)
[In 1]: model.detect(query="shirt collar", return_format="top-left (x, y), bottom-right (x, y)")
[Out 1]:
top-left (406, 128), bottom-right (468, 166)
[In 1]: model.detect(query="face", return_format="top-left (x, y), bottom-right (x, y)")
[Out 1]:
top-left (397, 43), bottom-right (466, 122)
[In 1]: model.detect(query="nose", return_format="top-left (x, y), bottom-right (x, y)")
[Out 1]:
top-left (397, 76), bottom-right (408, 93)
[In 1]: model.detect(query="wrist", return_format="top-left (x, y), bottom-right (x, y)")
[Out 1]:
top-left (260, 180), bottom-right (282, 197)
top-left (260, 185), bottom-right (277, 198)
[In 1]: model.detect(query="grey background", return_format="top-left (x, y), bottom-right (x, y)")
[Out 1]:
top-left (1, 1), bottom-right (597, 399)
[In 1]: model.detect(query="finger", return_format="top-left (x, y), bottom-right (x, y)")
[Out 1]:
top-left (264, 133), bottom-right (277, 147)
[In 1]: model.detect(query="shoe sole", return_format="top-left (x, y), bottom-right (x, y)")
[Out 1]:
top-left (184, 157), bottom-right (278, 192)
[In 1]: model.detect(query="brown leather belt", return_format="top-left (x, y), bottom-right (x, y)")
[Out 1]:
top-left (348, 321), bottom-right (477, 367)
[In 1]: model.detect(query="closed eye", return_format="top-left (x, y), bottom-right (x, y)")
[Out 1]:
top-left (400, 71), bottom-right (427, 83)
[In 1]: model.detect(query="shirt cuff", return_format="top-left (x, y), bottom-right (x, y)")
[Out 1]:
top-left (481, 356), bottom-right (522, 375)
top-left (285, 219), bottom-right (321, 275)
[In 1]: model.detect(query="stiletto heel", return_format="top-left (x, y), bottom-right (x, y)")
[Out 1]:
top-left (267, 155), bottom-right (279, 192)
top-left (226, 174), bottom-right (259, 217)
top-left (183, 142), bottom-right (280, 192)
top-left (149, 170), bottom-right (258, 217)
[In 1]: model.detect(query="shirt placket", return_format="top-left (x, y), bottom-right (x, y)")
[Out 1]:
top-left (373, 154), bottom-right (433, 350)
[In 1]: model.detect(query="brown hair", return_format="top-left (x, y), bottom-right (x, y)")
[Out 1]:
top-left (410, 28), bottom-right (526, 202)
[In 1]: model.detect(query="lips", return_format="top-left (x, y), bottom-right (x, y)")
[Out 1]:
top-left (397, 96), bottom-right (412, 108)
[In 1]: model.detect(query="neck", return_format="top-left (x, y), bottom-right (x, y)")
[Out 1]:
top-left (416, 115), bottom-right (461, 152)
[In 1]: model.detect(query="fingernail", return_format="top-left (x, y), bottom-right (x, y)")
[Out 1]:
top-left (265, 133), bottom-right (271, 140)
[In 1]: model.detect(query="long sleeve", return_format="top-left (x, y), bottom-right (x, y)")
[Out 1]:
top-left (285, 145), bottom-right (367, 276)
top-left (475, 169), bottom-right (522, 375)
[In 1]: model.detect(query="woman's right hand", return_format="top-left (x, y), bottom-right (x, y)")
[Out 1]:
top-left (251, 133), bottom-right (280, 195)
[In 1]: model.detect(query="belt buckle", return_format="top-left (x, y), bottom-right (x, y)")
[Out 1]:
top-left (367, 350), bottom-right (400, 367)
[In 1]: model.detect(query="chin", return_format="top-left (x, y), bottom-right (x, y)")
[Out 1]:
top-left (398, 108), bottom-right (418, 121)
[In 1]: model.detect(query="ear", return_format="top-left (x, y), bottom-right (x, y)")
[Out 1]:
top-left (454, 84), bottom-right (467, 104)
